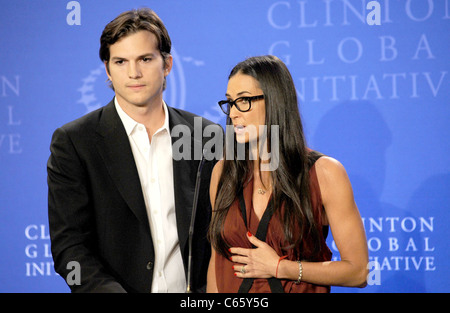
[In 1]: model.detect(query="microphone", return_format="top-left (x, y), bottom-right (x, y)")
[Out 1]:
top-left (186, 148), bottom-right (207, 293)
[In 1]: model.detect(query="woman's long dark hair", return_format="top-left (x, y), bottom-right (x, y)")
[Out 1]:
top-left (209, 55), bottom-right (322, 260)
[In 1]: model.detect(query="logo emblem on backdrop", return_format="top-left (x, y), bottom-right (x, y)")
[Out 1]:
top-left (77, 48), bottom-right (187, 114)
top-left (77, 64), bottom-right (105, 113)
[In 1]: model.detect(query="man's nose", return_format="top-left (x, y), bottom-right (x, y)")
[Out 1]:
top-left (128, 62), bottom-right (142, 79)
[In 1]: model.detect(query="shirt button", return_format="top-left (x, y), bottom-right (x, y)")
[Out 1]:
top-left (146, 261), bottom-right (153, 270)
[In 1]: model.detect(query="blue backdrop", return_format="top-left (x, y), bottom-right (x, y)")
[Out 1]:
top-left (0, 0), bottom-right (448, 293)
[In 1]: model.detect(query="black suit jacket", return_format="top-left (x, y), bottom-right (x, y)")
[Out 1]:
top-left (47, 99), bottom-right (221, 292)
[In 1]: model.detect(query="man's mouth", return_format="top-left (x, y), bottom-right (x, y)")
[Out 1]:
top-left (127, 84), bottom-right (145, 90)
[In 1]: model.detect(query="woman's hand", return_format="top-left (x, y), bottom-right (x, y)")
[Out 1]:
top-left (230, 232), bottom-right (281, 279)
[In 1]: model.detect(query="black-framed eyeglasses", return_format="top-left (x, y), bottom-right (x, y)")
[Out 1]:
top-left (218, 95), bottom-right (264, 115)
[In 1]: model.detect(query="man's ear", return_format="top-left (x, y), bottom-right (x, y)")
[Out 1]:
top-left (104, 61), bottom-right (112, 80)
top-left (104, 61), bottom-right (114, 90)
top-left (164, 55), bottom-right (173, 77)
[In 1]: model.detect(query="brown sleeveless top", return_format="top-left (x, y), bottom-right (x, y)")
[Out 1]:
top-left (215, 159), bottom-right (332, 293)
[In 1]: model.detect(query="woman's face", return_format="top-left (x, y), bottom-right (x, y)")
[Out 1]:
top-left (226, 73), bottom-right (266, 144)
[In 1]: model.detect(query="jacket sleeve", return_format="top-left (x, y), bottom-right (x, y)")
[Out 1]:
top-left (47, 127), bottom-right (126, 293)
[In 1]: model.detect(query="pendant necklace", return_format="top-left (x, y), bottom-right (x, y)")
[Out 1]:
top-left (257, 188), bottom-right (266, 195)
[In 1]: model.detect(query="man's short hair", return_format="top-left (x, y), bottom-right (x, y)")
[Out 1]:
top-left (99, 8), bottom-right (172, 89)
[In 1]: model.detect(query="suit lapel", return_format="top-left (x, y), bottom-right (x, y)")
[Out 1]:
top-left (95, 100), bottom-right (149, 229)
top-left (168, 106), bottom-right (203, 255)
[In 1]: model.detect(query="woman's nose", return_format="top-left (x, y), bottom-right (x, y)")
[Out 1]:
top-left (229, 103), bottom-right (241, 119)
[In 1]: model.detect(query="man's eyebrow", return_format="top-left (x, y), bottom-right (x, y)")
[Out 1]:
top-left (138, 53), bottom-right (157, 58)
top-left (110, 56), bottom-right (125, 61)
top-left (111, 53), bottom-right (157, 60)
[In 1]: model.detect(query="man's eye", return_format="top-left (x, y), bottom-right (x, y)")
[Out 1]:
top-left (115, 60), bottom-right (124, 65)
top-left (142, 57), bottom-right (152, 62)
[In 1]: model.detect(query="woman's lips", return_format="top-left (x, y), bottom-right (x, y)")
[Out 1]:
top-left (234, 125), bottom-right (246, 134)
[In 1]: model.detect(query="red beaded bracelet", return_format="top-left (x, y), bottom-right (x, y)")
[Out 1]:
top-left (276, 255), bottom-right (288, 278)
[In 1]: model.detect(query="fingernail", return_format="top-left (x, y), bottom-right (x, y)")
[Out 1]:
top-left (234, 273), bottom-right (237, 276)
top-left (228, 248), bottom-right (231, 252)
top-left (247, 231), bottom-right (252, 237)
top-left (232, 266), bottom-right (235, 270)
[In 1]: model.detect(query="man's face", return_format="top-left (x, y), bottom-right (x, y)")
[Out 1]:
top-left (105, 30), bottom-right (172, 110)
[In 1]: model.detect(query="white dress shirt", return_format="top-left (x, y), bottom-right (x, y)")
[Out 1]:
top-left (115, 98), bottom-right (186, 293)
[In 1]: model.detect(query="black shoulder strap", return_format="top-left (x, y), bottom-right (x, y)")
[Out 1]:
top-left (237, 150), bottom-right (324, 293)
top-left (237, 192), bottom-right (285, 293)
